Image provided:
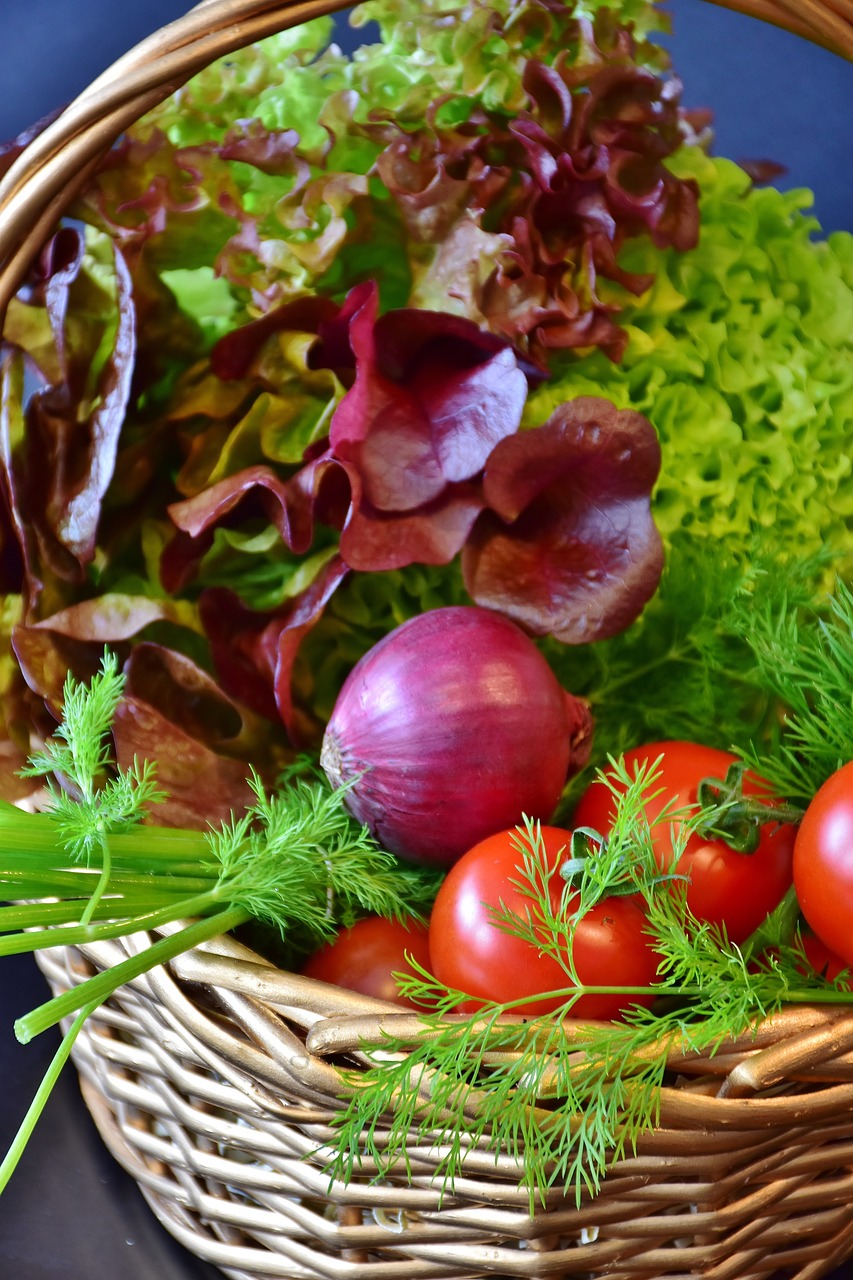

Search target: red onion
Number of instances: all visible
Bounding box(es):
[320,606,593,865]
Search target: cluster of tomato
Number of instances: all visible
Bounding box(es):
[300,743,853,1016]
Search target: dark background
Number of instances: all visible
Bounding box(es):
[1,2,853,1278]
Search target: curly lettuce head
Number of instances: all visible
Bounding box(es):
[524,148,853,570]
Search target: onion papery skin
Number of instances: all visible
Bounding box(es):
[320,606,592,865]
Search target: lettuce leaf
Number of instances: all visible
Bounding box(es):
[522,148,853,573]
[1,3,851,818]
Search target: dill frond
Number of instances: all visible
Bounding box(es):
[735,578,853,802]
[206,772,434,941]
[22,651,127,804]
[547,532,833,807]
[324,749,845,1211]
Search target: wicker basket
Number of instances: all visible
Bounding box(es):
[3,2,853,1278]
[26,925,853,1279]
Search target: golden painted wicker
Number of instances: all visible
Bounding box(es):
[2,2,853,1278]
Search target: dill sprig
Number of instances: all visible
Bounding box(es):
[207,770,432,937]
[733,578,853,803]
[325,756,849,1210]
[20,653,166,926]
[484,760,677,994]
[22,651,127,802]
[0,652,432,1191]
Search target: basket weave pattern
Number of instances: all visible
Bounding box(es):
[3,1,853,1277]
[35,927,853,1280]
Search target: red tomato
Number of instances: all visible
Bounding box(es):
[793,761,853,967]
[300,916,432,1008]
[428,825,659,1020]
[572,741,796,945]
[799,933,851,986]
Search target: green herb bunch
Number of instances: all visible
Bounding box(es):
[0,653,434,1190]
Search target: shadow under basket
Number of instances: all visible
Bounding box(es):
[4,1,853,1278]
[34,926,853,1280]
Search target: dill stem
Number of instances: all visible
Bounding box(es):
[591,644,760,703]
[0,800,208,868]
[14,904,249,1044]
[78,834,111,928]
[0,866,217,897]
[777,987,853,1005]
[0,998,102,1194]
[0,889,226,959]
[0,893,211,931]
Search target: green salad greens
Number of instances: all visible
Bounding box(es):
[528,150,853,561]
[1,0,850,824]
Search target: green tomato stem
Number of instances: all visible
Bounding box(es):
[741,884,803,961]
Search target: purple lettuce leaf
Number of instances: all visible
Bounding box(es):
[198,554,349,746]
[12,239,136,584]
[162,463,319,596]
[167,282,530,584]
[370,38,700,363]
[462,397,664,643]
[211,294,341,382]
[339,472,485,572]
[324,281,528,510]
[113,642,282,827]
[112,694,257,829]
[13,605,289,825]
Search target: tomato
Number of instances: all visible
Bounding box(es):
[300,915,432,1008]
[572,741,796,945]
[792,760,853,967]
[799,933,851,986]
[428,825,659,1020]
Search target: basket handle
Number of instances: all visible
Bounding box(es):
[0,0,353,326]
[706,0,853,56]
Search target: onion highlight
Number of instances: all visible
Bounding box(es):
[320,606,593,865]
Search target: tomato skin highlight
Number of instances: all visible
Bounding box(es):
[300,915,432,1008]
[793,761,853,968]
[428,825,659,1020]
[572,741,796,945]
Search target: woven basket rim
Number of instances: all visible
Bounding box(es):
[33,926,853,1278]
